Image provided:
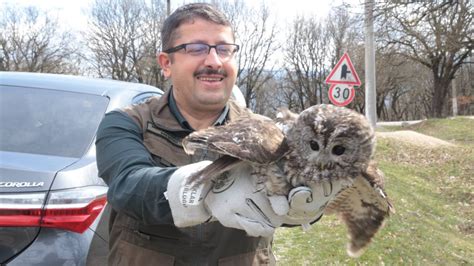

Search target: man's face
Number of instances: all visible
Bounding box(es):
[158,19,237,112]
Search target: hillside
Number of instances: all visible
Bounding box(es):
[273,116,474,265]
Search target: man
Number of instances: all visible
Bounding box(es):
[96,3,335,265]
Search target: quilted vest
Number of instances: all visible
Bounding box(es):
[107,89,275,266]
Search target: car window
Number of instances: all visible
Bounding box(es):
[0,86,109,158]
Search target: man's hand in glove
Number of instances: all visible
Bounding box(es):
[166,160,344,236]
[279,179,345,229]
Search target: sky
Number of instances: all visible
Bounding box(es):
[0,0,363,71]
[0,0,364,31]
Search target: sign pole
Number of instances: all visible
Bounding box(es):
[365,0,377,127]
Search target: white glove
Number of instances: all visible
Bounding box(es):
[280,179,345,229]
[166,161,289,236]
[165,161,214,228]
[288,179,345,218]
[203,164,345,236]
[204,164,288,237]
[166,161,345,236]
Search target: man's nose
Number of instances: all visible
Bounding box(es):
[204,48,223,68]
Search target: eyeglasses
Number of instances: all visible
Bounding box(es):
[163,43,239,60]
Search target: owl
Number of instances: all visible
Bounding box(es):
[182,104,393,257]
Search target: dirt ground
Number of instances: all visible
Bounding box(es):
[376,130,455,148]
[376,116,473,147]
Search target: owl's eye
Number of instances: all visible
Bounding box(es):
[332,145,345,155]
[309,140,319,151]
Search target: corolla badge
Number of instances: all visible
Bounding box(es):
[0,181,45,188]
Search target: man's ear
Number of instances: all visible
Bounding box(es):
[158,52,172,79]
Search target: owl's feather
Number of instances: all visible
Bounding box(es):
[182,104,393,256]
[183,114,288,163]
[324,161,394,257]
[183,114,289,184]
[281,104,375,188]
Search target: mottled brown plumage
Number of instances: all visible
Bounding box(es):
[324,160,394,257]
[182,113,291,193]
[182,104,394,256]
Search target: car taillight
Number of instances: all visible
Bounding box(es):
[0,186,107,234]
[0,192,46,226]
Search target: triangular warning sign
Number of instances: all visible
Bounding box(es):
[325,53,361,86]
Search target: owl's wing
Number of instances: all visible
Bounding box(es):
[182,115,289,184]
[184,155,243,184]
[183,115,288,163]
[324,162,394,257]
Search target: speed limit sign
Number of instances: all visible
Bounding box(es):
[328,84,355,106]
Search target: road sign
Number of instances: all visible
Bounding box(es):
[325,53,361,86]
[328,84,355,106]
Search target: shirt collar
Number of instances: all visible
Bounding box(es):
[168,87,229,131]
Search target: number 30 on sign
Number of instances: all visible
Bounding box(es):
[328,83,355,107]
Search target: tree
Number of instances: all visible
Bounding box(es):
[85,0,167,88]
[376,52,432,120]
[282,4,360,112]
[140,0,167,87]
[380,0,473,117]
[283,16,331,111]
[453,55,474,115]
[212,0,280,111]
[327,4,360,68]
[0,5,80,73]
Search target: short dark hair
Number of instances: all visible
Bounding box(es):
[161,3,234,51]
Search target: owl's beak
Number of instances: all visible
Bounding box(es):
[315,162,335,171]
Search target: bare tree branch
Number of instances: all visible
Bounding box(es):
[0,5,80,73]
[379,0,473,117]
[84,0,167,88]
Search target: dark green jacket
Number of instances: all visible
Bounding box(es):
[95,88,275,266]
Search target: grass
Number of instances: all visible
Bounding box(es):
[273,116,474,265]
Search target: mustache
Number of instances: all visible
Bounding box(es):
[194,68,227,77]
